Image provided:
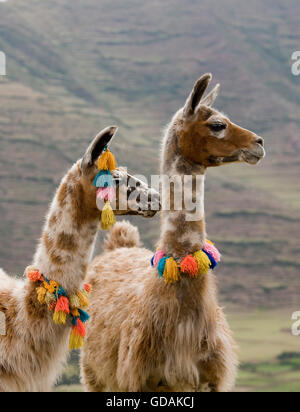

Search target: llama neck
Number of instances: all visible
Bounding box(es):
[159,121,207,258]
[33,162,99,294]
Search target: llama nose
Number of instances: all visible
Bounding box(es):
[256,136,264,147]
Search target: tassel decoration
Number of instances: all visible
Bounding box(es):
[27,270,44,283]
[36,286,47,304]
[69,327,84,350]
[193,250,211,275]
[93,171,114,188]
[180,255,199,277]
[78,309,90,323]
[97,149,116,171]
[97,186,115,202]
[76,290,89,308]
[157,256,168,278]
[28,268,91,350]
[101,201,116,230]
[163,257,179,284]
[70,294,81,309]
[203,241,221,263]
[153,250,165,268]
[45,291,55,306]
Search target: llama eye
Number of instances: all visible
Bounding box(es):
[209,123,227,133]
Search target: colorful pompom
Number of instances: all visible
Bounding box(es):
[97,186,115,202]
[203,240,221,263]
[55,296,70,314]
[163,257,179,284]
[180,255,199,277]
[78,309,90,323]
[84,284,91,294]
[53,311,67,325]
[97,149,116,171]
[153,250,165,268]
[203,250,218,270]
[69,328,84,350]
[93,171,114,188]
[27,270,43,283]
[69,294,81,309]
[76,290,89,308]
[193,250,211,275]
[101,201,116,230]
[36,286,47,304]
[45,291,55,306]
[157,256,168,278]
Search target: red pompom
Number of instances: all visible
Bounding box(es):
[74,319,86,337]
[27,270,43,283]
[180,255,198,277]
[55,296,70,314]
[84,283,91,293]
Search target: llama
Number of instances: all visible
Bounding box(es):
[0,126,159,392]
[81,74,265,392]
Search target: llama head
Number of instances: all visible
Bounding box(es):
[169,73,265,169]
[81,126,160,220]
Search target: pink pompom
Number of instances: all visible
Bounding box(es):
[153,250,165,268]
[97,186,115,202]
[203,241,221,262]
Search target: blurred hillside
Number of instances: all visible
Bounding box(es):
[0,0,299,308]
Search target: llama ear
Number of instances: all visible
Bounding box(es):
[183,73,212,117]
[200,83,220,107]
[81,126,118,174]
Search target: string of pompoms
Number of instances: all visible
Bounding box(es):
[151,240,221,284]
[93,146,117,230]
[26,266,91,350]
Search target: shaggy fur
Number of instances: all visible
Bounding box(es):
[81,74,265,392]
[0,127,158,392]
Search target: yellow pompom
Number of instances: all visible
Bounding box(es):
[97,150,116,171]
[45,291,55,306]
[101,201,116,230]
[69,331,84,350]
[36,286,47,304]
[53,311,67,325]
[193,250,211,275]
[76,290,89,308]
[163,257,180,284]
[69,294,81,309]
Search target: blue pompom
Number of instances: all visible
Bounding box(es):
[203,250,218,270]
[151,255,155,267]
[78,309,90,323]
[94,170,114,188]
[157,256,168,278]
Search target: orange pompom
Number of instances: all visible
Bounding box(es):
[180,255,199,277]
[27,270,43,283]
[74,319,86,337]
[55,296,70,314]
[84,283,91,293]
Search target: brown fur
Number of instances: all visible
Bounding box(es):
[81,75,265,392]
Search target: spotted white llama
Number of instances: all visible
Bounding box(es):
[0,126,159,392]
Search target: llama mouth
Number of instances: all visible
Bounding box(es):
[241,146,265,165]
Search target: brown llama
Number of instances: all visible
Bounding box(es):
[81,74,265,392]
[0,126,159,392]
